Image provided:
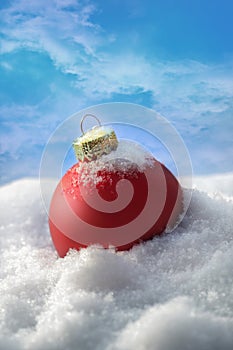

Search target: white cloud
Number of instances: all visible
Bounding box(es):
[0,0,233,179]
[0,61,13,70]
[83,56,233,117]
[0,0,101,69]
[1,0,233,120]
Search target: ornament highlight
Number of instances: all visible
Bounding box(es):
[49,114,183,257]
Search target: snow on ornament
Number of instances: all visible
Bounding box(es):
[49,114,183,257]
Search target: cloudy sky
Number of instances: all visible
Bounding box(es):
[0,0,233,184]
[0,3,233,348]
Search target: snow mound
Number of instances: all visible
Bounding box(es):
[0,174,233,350]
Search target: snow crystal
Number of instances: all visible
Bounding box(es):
[100,139,155,169]
[74,139,155,188]
[0,174,233,350]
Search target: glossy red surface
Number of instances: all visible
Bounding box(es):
[49,159,182,257]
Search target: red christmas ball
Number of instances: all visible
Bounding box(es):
[49,140,183,257]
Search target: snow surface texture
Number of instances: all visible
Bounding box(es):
[0,174,233,350]
[76,140,155,188]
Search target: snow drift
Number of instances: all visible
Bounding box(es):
[0,174,233,350]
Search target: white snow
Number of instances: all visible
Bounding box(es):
[76,140,156,188]
[0,174,233,350]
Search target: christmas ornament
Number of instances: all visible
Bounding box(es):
[49,114,183,257]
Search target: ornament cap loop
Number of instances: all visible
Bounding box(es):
[73,114,118,162]
[80,114,101,135]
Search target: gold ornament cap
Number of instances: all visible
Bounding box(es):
[72,114,118,162]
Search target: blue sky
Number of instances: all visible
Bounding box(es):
[0,0,233,184]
